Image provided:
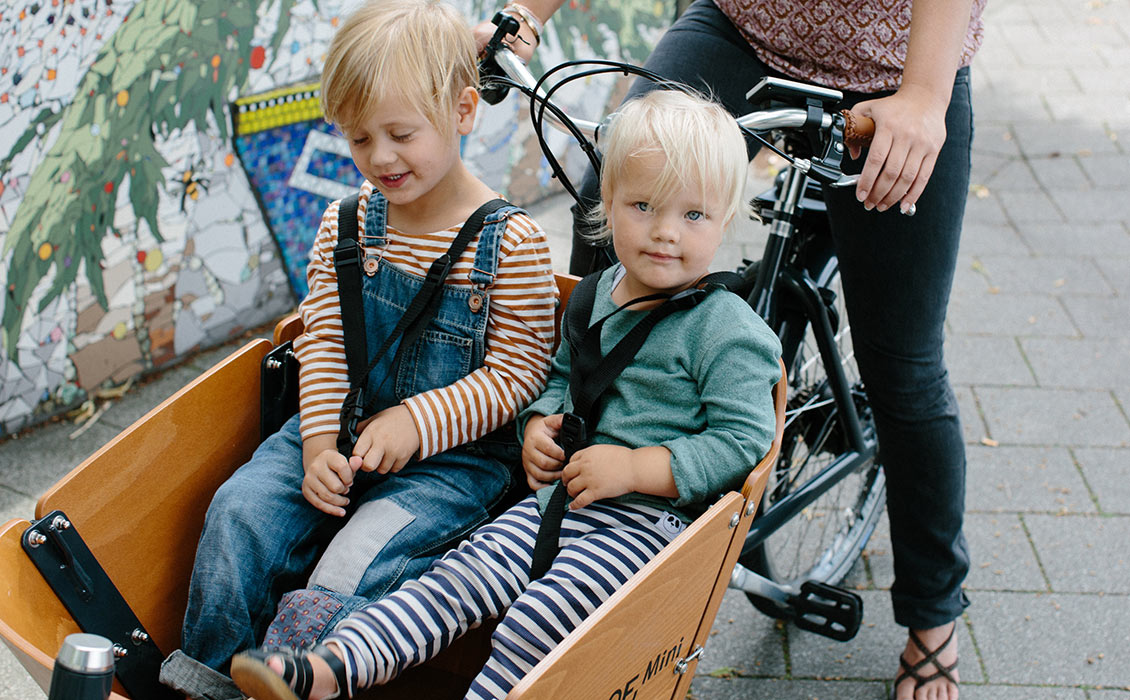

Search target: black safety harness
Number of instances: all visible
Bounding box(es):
[528,269,741,579]
[333,194,509,457]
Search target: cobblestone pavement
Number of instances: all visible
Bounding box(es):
[2,0,1127,697]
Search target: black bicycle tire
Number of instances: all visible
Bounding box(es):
[737,259,885,620]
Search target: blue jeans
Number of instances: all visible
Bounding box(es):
[182,191,521,670]
[570,0,971,629]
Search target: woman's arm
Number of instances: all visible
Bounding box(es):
[850,0,976,213]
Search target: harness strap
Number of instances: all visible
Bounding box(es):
[335,197,509,457]
[529,270,741,580]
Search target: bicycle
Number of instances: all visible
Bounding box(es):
[481,14,889,642]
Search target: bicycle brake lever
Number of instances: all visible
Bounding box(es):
[479,13,522,105]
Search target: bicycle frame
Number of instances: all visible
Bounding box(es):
[738,164,879,558]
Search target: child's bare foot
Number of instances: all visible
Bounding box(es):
[893,622,959,700]
[230,644,346,700]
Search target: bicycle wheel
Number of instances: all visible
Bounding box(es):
[737,260,885,617]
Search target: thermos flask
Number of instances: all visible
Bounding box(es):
[48,633,115,700]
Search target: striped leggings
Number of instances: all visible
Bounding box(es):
[325,494,681,699]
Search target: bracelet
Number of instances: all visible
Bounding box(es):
[502,2,543,44]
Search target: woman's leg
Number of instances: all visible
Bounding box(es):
[823,68,973,699]
[570,0,771,275]
[466,503,675,700]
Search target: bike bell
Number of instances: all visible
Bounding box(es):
[48,633,115,700]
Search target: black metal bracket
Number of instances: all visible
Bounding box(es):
[22,510,180,700]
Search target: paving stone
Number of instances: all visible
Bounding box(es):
[959,222,1031,258]
[1029,156,1092,191]
[1078,154,1130,188]
[945,334,1036,386]
[983,159,1043,191]
[859,511,892,591]
[697,589,787,678]
[959,686,1086,699]
[1024,514,1130,593]
[961,194,1011,227]
[1021,337,1130,391]
[996,190,1067,224]
[1073,447,1130,515]
[1095,257,1130,295]
[789,591,983,683]
[1012,121,1120,158]
[947,292,1077,337]
[968,591,1130,686]
[1016,221,1130,257]
[965,444,1097,514]
[0,419,123,507]
[976,386,1130,447]
[688,677,885,699]
[1090,689,1130,699]
[0,649,45,700]
[963,513,1047,592]
[952,255,995,295]
[1049,188,1130,226]
[974,255,1114,296]
[955,385,989,444]
[972,124,1024,158]
[0,486,35,525]
[1044,94,1130,130]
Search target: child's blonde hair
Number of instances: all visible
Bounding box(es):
[592,89,748,243]
[321,0,478,138]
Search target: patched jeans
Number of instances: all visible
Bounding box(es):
[181,191,521,670]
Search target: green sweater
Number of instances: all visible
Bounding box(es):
[519,265,782,522]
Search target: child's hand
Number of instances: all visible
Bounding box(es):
[521,414,565,490]
[302,449,356,517]
[561,445,637,510]
[353,405,421,474]
[563,444,677,510]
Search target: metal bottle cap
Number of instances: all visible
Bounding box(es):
[55,634,115,674]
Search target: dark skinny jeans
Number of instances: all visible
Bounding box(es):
[569,0,971,629]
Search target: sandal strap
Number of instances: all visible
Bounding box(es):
[310,644,350,699]
[898,626,959,689]
[240,648,315,699]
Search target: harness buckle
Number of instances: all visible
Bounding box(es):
[337,386,366,455]
[558,412,587,461]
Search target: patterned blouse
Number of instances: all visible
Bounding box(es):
[714,0,986,93]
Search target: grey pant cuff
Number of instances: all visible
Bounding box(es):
[160,649,245,700]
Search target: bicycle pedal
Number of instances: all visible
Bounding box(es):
[787,581,862,642]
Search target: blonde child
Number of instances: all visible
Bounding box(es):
[161,1,557,697]
[228,88,781,700]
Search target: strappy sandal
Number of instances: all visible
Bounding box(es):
[230,644,350,700]
[893,625,958,699]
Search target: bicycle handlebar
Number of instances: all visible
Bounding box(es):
[480,15,887,195]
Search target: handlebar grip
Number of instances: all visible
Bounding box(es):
[840,110,875,151]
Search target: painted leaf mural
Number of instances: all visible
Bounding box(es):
[0,0,673,435]
[1,0,309,360]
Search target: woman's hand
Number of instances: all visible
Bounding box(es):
[521,414,566,489]
[473,16,538,63]
[848,83,949,214]
[352,405,421,475]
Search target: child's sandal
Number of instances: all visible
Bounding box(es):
[230,644,349,700]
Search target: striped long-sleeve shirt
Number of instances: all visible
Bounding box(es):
[292,182,558,459]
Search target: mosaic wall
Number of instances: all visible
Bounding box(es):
[0,0,672,436]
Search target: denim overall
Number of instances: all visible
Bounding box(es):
[182,192,522,670]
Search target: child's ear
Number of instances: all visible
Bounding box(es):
[455,86,479,136]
